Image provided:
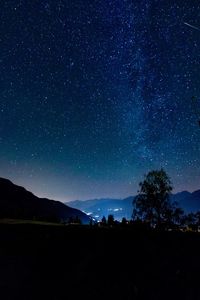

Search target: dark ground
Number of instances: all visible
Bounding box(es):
[0,224,200,300]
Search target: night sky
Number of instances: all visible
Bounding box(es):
[0,0,200,201]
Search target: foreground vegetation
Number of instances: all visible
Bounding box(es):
[0,223,200,300]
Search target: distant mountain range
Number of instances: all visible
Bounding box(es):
[0,178,90,224]
[1,176,199,224]
[67,190,200,221]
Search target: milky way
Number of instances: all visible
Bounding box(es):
[0,0,200,201]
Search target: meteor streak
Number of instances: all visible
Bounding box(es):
[184,22,200,31]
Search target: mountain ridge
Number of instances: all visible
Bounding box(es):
[67,190,200,221]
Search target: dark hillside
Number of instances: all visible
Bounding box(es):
[0,178,90,224]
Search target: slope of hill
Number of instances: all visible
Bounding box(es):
[67,190,200,221]
[0,177,90,224]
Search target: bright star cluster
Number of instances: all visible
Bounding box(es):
[0,0,200,201]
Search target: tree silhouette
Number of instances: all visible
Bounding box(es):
[74,216,82,224]
[196,211,200,226]
[101,216,107,225]
[183,213,197,230]
[163,205,185,227]
[132,169,174,228]
[122,217,127,226]
[172,207,184,225]
[107,214,114,226]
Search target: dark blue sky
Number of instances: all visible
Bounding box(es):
[0,0,200,201]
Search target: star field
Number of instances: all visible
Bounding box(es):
[0,0,200,201]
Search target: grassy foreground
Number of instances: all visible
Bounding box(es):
[0,223,200,300]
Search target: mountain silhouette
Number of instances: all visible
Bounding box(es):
[67,190,200,221]
[172,190,200,212]
[0,177,90,224]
